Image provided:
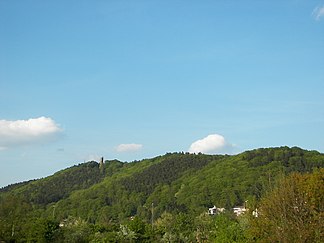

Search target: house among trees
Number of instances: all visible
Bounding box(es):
[233,206,247,216]
[208,205,225,215]
[208,205,252,217]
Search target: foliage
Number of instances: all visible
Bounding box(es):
[121,153,218,195]
[26,218,61,242]
[2,160,124,206]
[0,147,323,242]
[243,146,323,172]
[211,213,247,243]
[249,168,324,242]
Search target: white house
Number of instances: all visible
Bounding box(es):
[208,206,225,215]
[233,207,247,216]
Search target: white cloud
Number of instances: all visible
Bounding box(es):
[116,143,143,153]
[312,5,324,20]
[0,117,62,149]
[188,134,234,154]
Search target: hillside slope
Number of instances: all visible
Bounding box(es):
[0,159,125,205]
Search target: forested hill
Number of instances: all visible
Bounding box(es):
[0,159,124,204]
[0,146,323,242]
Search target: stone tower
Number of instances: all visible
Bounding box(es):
[99,157,104,174]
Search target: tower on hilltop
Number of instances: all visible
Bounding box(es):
[99,157,104,174]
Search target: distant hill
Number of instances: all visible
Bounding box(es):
[0,146,323,241]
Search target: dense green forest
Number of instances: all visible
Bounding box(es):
[0,146,323,242]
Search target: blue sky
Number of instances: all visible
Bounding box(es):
[0,0,324,187]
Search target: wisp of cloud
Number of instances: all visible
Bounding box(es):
[116,143,143,153]
[312,5,324,20]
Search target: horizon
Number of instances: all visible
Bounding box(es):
[1,0,324,187]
